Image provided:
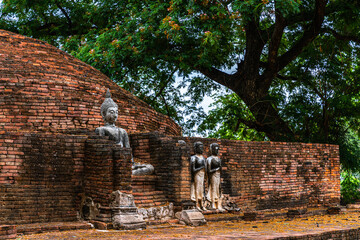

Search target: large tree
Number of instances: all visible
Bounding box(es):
[1,0,359,167]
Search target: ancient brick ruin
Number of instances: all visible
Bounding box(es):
[0,29,340,233]
[0,30,180,135]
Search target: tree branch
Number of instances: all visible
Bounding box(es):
[160,94,172,117]
[277,0,328,71]
[236,117,279,135]
[267,4,286,68]
[261,0,338,44]
[323,27,360,43]
[262,3,287,88]
[197,66,239,90]
[262,5,315,42]
[36,22,61,33]
[283,0,337,27]
[244,17,265,77]
[55,0,72,31]
[276,74,298,81]
[151,68,177,102]
[276,73,326,101]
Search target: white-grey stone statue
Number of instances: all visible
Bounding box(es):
[206,143,224,211]
[95,89,130,148]
[95,89,154,176]
[190,141,207,211]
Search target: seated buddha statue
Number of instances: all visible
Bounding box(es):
[95,89,154,176]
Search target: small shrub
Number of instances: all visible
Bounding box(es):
[341,171,360,205]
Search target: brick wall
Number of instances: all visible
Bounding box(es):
[0,130,340,225]
[0,132,87,225]
[0,29,181,136]
[0,29,183,224]
[84,136,132,206]
[130,133,340,211]
[0,225,16,239]
[0,131,134,225]
[131,133,191,208]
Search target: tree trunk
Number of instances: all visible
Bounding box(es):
[236,83,296,142]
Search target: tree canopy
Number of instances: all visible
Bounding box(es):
[1,0,359,169]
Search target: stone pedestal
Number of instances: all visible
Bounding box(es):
[109,190,146,230]
[347,203,360,209]
[112,207,146,230]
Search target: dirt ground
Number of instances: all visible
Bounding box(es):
[17,211,360,240]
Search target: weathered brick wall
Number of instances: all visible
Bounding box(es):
[84,136,132,206]
[0,29,181,136]
[130,132,340,210]
[131,133,191,208]
[0,131,134,225]
[0,225,16,239]
[0,28,182,224]
[0,132,86,225]
[0,129,340,225]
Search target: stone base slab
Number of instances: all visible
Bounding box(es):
[177,210,206,226]
[112,207,146,230]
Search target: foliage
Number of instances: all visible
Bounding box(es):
[341,171,360,205]
[0,0,359,168]
[339,129,360,171]
[198,92,266,141]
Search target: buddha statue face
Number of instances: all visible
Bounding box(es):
[104,106,118,125]
[194,142,204,154]
[210,143,219,156]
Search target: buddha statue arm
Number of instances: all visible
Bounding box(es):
[194,165,205,172]
[121,129,130,148]
[209,166,220,173]
[208,157,221,173]
[209,167,220,173]
[192,156,205,172]
[190,157,195,183]
[206,157,212,175]
[95,127,105,136]
[190,157,195,173]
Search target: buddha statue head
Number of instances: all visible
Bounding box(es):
[95,89,130,148]
[100,89,118,126]
[210,143,219,156]
[194,141,204,155]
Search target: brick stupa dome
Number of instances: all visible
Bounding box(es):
[0,29,181,135]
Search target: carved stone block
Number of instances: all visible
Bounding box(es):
[138,203,174,222]
[112,207,146,230]
[110,191,146,230]
[110,190,135,208]
[177,209,206,226]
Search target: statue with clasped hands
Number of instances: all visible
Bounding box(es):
[190,141,207,211]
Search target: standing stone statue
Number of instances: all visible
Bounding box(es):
[206,143,224,210]
[190,141,207,211]
[95,89,130,148]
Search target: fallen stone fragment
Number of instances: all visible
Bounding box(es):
[176,210,206,226]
